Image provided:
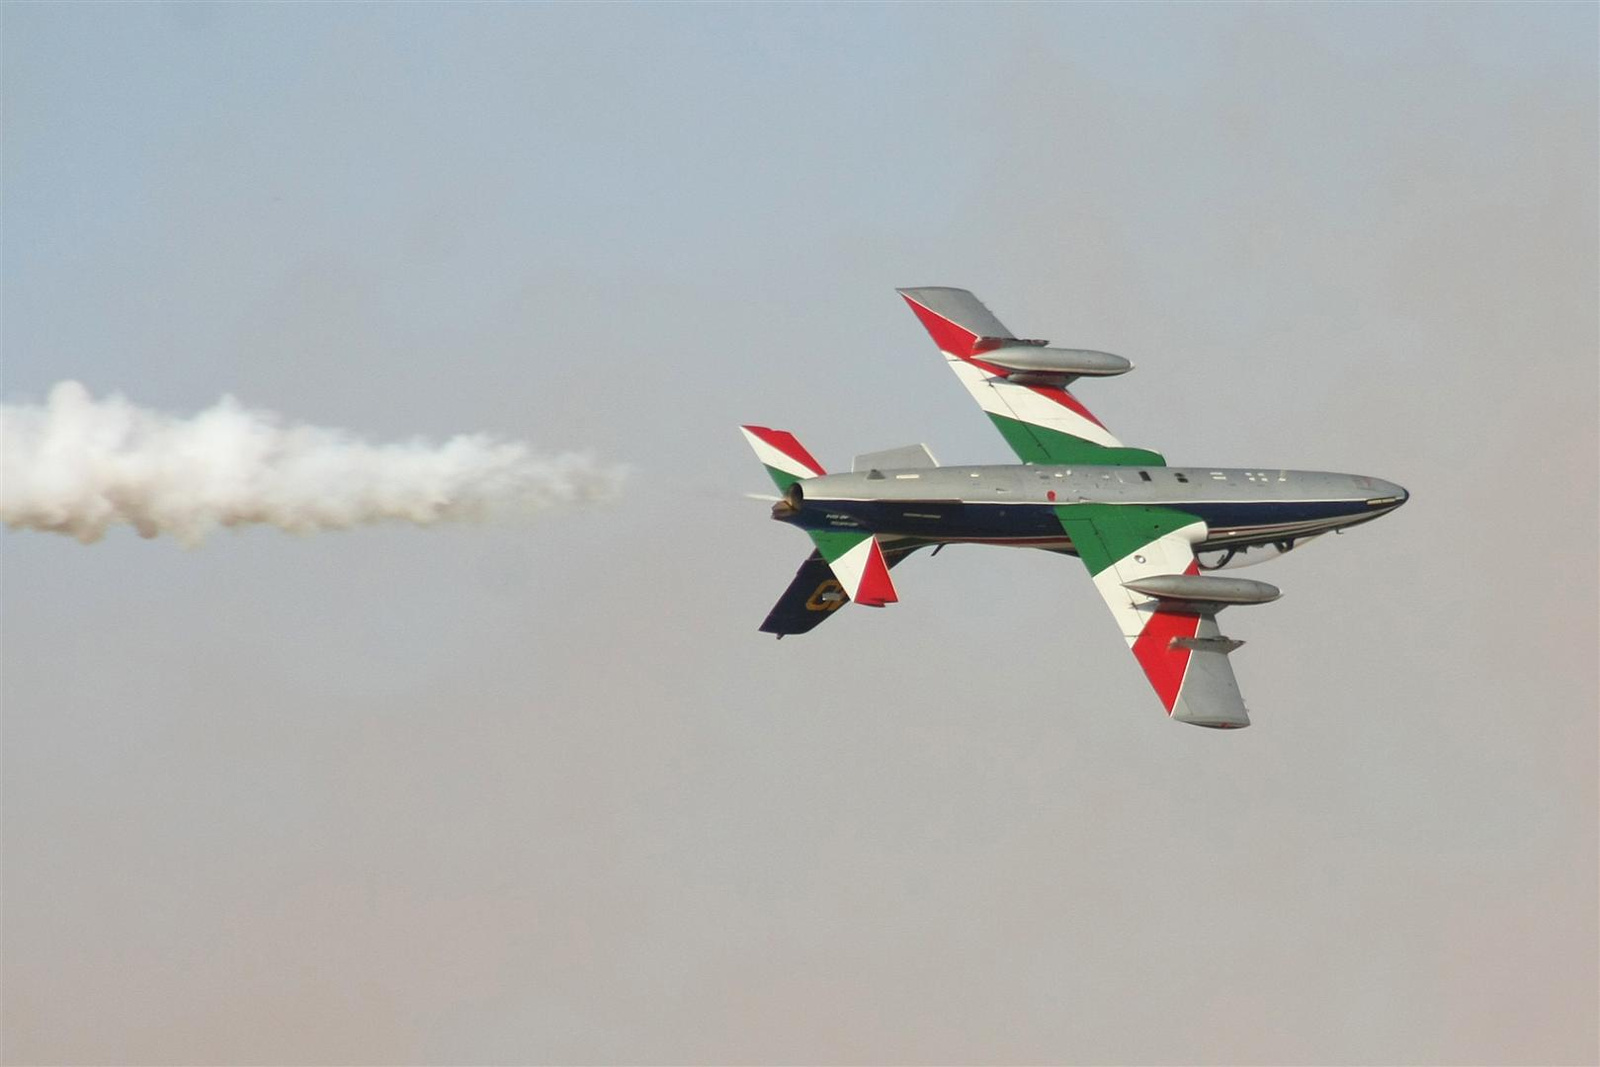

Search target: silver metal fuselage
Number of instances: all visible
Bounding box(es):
[777,464,1409,556]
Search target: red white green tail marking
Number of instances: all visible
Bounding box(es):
[739,426,899,609]
[739,425,825,491]
[809,530,898,607]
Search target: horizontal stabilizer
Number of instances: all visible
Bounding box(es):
[759,545,923,636]
[852,443,939,472]
[815,533,898,607]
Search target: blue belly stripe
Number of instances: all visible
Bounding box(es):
[791,498,1371,543]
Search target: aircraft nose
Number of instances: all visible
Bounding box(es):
[1362,478,1409,511]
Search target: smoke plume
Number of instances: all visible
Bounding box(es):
[1,381,626,545]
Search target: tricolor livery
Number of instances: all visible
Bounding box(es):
[742,288,1407,729]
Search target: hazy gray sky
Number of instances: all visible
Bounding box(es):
[4,4,1595,1064]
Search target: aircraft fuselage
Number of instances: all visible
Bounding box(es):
[776,464,1409,557]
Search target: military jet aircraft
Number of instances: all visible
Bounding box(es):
[741,287,1408,729]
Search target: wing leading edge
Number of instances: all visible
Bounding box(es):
[1055,504,1252,728]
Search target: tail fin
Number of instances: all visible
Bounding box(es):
[740,425,900,622]
[740,425,826,490]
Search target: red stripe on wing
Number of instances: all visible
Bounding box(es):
[1129,561,1203,713]
[1131,610,1202,713]
[1022,384,1109,429]
[900,294,980,358]
[960,357,1110,433]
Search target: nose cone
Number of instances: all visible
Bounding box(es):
[1361,478,1409,512]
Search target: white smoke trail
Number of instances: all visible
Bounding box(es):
[0,381,627,545]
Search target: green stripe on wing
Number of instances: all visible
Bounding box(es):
[988,413,1165,467]
[1055,503,1201,576]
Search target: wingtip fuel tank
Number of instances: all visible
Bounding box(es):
[979,346,1132,378]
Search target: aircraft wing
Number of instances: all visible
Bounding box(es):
[898,287,1163,467]
[759,543,925,637]
[1055,504,1252,728]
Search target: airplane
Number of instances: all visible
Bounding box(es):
[740,287,1409,729]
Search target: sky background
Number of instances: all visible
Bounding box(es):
[3,4,1596,1065]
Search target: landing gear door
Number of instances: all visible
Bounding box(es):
[1198,532,1325,571]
